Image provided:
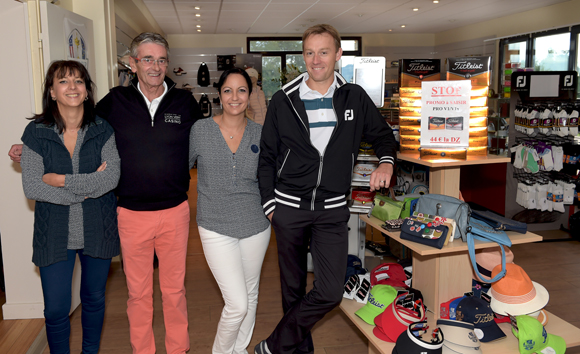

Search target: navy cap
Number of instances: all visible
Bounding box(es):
[456,296,506,343]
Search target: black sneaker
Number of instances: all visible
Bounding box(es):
[254,340,271,354]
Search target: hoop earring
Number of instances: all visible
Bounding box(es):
[52,97,56,101]
[84,96,88,101]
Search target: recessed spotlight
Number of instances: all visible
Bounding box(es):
[389,29,393,32]
[433,0,439,3]
[195,13,201,17]
[413,8,419,11]
[401,25,406,28]
[194,6,200,10]
[197,29,201,32]
[196,25,201,28]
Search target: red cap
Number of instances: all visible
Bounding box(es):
[370,263,408,288]
[440,296,461,319]
[374,295,426,342]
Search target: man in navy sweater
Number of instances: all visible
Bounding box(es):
[10,32,201,354]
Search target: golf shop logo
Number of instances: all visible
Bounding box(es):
[564,75,574,87]
[345,109,354,121]
[516,76,527,88]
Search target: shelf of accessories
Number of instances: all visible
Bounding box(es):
[357,153,523,319]
[359,214,542,257]
[340,298,580,354]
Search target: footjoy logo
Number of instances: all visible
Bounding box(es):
[564,75,573,87]
[516,76,526,88]
[345,109,354,121]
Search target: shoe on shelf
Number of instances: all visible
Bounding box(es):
[182,83,194,90]
[254,340,271,354]
[173,67,187,76]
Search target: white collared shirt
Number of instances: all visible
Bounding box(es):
[299,73,338,155]
[137,81,168,126]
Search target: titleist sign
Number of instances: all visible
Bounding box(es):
[400,59,441,87]
[360,58,381,64]
[447,56,491,86]
[409,63,436,71]
[451,61,484,70]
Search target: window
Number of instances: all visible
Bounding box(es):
[248,37,362,100]
[533,31,570,71]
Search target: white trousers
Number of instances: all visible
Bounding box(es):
[198,226,271,354]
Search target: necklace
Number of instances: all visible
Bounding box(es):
[219,116,246,139]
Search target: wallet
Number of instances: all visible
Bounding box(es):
[399,217,449,249]
[382,218,404,231]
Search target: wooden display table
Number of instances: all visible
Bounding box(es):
[360,214,543,318]
[340,298,580,354]
[340,153,580,353]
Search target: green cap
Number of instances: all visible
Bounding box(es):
[512,315,566,354]
[355,285,397,325]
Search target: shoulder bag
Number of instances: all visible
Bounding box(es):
[471,209,527,234]
[467,218,512,283]
[415,194,470,241]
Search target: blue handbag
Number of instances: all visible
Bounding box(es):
[471,209,527,234]
[467,218,512,283]
[415,194,470,241]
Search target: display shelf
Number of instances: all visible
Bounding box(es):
[396,153,511,198]
[359,214,542,257]
[340,298,580,354]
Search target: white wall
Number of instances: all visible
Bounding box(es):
[0,0,44,319]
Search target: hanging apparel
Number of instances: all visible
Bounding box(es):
[197,62,210,87]
[199,94,212,118]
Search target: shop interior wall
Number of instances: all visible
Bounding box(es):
[166,47,243,116]
[0,0,44,320]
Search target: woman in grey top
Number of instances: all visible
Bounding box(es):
[20,60,120,354]
[189,67,270,354]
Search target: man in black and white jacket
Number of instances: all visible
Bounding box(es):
[255,24,397,354]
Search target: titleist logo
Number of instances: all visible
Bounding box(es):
[409,63,435,71]
[452,61,484,70]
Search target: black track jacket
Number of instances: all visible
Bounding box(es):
[258,72,397,216]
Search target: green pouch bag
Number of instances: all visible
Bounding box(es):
[371,194,404,221]
[399,196,420,219]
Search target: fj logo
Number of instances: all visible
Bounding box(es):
[516,76,526,88]
[345,109,354,121]
[564,75,573,87]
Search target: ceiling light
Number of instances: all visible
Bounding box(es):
[389,29,392,31]
[413,8,419,11]
[401,25,406,28]
[196,25,201,28]
[195,14,201,17]
[197,29,201,32]
[433,0,439,3]
[194,6,200,10]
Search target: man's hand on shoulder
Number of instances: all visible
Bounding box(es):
[8,144,23,163]
[369,163,394,192]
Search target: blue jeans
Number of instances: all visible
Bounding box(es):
[39,249,112,354]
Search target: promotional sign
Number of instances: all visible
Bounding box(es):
[421,81,471,149]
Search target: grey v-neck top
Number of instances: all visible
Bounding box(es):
[189,117,269,238]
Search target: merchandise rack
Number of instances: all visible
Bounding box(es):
[340,152,580,353]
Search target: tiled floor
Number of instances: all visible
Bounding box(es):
[2,169,579,353]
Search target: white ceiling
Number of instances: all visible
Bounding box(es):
[142,0,568,35]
